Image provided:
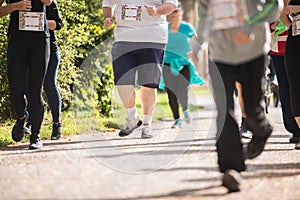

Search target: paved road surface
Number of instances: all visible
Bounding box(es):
[1,94,300,200]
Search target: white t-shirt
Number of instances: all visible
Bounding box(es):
[103,0,178,44]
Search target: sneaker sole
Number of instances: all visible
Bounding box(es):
[29,144,43,150]
[29,146,43,150]
[51,136,61,140]
[241,133,252,139]
[141,134,152,139]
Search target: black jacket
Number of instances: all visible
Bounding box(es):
[46,0,63,51]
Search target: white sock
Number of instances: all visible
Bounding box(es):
[126,106,138,119]
[143,115,152,125]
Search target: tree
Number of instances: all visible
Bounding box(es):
[181,0,199,28]
[0,0,114,121]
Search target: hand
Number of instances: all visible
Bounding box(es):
[284,5,300,15]
[15,0,32,11]
[144,5,158,16]
[186,51,192,57]
[232,31,252,44]
[270,21,279,29]
[188,51,199,65]
[104,18,113,28]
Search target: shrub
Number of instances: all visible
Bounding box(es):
[0,0,114,121]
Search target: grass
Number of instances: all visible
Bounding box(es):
[0,86,209,147]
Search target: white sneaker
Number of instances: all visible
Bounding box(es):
[242,132,252,139]
[119,117,142,137]
[141,124,152,139]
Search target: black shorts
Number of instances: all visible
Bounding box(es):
[111,42,165,88]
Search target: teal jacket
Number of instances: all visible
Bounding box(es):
[160,21,205,90]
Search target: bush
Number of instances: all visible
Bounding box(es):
[0,0,114,122]
[0,15,13,120]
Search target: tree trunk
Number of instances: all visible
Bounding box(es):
[180,0,198,28]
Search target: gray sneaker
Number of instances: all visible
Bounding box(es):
[119,117,142,137]
[183,110,192,124]
[141,125,152,139]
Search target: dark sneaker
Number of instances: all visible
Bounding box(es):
[119,118,143,137]
[295,142,300,150]
[24,122,32,135]
[12,112,29,142]
[289,136,300,144]
[29,135,43,150]
[51,123,62,140]
[222,170,242,193]
[246,123,273,159]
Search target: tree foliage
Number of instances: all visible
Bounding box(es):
[0,0,114,121]
[0,15,12,119]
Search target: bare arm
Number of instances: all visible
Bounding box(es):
[41,0,52,6]
[280,0,292,27]
[103,7,114,28]
[145,3,176,16]
[48,19,56,30]
[103,6,113,19]
[188,35,198,64]
[0,0,31,17]
[156,3,176,15]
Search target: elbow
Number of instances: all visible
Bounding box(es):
[55,19,63,30]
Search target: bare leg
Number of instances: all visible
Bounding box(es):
[117,85,143,137]
[236,82,246,118]
[295,117,300,149]
[295,116,300,129]
[139,86,156,138]
[117,85,135,108]
[140,86,157,116]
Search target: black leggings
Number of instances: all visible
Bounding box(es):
[285,31,300,116]
[163,65,190,120]
[7,37,50,134]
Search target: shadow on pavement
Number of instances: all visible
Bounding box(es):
[100,185,226,200]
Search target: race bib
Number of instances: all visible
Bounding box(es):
[19,12,44,31]
[121,4,142,21]
[211,0,247,30]
[292,15,300,36]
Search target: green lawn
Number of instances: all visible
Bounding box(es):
[0,86,209,147]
